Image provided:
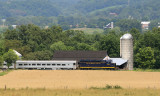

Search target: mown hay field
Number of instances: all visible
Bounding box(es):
[0,70,160,89]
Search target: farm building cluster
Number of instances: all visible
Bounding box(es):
[3,33,133,70]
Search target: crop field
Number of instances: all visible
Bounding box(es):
[0,70,160,89]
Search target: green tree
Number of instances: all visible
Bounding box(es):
[17,45,32,56]
[99,34,120,57]
[135,47,156,69]
[24,50,52,60]
[154,49,160,69]
[3,49,18,68]
[50,41,67,51]
[0,45,5,56]
[4,40,23,51]
[75,43,96,50]
[116,19,141,32]
[129,28,141,41]
[0,56,4,67]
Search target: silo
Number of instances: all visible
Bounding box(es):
[120,33,133,70]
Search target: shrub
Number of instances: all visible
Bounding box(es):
[113,85,122,89]
[105,85,112,89]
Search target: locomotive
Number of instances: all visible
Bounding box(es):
[78,59,116,70]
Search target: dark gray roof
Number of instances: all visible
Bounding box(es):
[53,51,107,61]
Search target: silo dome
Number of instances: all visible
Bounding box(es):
[121,33,133,40]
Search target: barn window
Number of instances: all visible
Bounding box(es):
[47,64,51,66]
[42,64,46,66]
[52,64,55,66]
[73,63,76,65]
[57,64,61,66]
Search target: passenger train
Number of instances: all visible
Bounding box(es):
[2,59,116,70]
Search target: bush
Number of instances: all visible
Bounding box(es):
[90,84,122,90]
[105,85,112,89]
[113,85,122,89]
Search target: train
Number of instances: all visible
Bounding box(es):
[2,59,116,70]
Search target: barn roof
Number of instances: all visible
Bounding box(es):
[52,51,107,61]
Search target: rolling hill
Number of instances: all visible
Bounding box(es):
[0,0,60,17]
[0,0,160,20]
[0,0,160,27]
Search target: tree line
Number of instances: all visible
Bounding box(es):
[0,24,160,69]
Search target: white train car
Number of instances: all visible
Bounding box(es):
[16,60,77,70]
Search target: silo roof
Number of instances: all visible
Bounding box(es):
[120,33,133,40]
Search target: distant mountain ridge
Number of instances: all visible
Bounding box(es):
[0,0,60,17]
[0,0,160,20]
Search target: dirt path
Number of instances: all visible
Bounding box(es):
[0,70,160,89]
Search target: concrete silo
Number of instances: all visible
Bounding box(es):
[120,33,133,70]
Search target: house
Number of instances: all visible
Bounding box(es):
[141,21,150,30]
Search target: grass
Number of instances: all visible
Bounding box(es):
[0,69,12,76]
[72,28,104,34]
[0,88,160,96]
[134,68,160,72]
[90,84,122,90]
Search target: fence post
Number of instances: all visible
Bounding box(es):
[5,85,6,90]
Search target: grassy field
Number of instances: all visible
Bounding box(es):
[0,70,12,76]
[134,68,160,72]
[0,88,160,96]
[72,28,104,34]
[0,70,160,89]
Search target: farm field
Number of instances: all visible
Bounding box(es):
[0,70,160,89]
[72,28,104,34]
